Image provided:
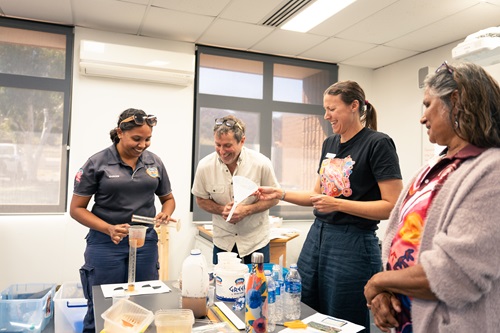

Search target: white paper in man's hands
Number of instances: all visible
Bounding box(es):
[226,176,258,221]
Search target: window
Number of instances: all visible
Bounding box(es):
[192,46,338,220]
[0,18,73,214]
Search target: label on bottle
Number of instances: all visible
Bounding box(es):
[268,288,275,304]
[285,281,302,293]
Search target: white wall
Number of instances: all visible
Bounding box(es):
[3,27,498,290]
[0,27,197,290]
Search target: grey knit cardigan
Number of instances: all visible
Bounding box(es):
[382,147,500,333]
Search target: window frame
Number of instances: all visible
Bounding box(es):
[192,45,338,221]
[0,17,74,214]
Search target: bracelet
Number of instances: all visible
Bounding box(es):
[280,190,286,201]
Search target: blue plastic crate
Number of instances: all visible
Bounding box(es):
[0,283,56,333]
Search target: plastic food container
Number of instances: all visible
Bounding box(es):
[155,309,194,333]
[101,299,154,333]
[0,283,56,333]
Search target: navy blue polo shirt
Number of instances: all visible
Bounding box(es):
[73,144,172,225]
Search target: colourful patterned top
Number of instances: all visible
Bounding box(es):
[387,146,479,333]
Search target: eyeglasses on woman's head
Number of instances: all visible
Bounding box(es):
[119,114,157,127]
[435,61,454,74]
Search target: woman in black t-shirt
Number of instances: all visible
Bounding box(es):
[258,81,403,332]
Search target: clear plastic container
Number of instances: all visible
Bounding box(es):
[101,299,154,333]
[155,309,194,333]
[0,283,56,333]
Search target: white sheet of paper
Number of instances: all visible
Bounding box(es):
[279,312,365,333]
[227,176,258,221]
[269,227,300,240]
[100,280,171,298]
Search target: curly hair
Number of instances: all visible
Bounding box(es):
[424,62,500,148]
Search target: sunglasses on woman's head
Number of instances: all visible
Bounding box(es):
[215,118,242,131]
[119,114,157,127]
[435,61,454,74]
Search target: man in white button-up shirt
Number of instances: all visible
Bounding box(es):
[191,115,280,264]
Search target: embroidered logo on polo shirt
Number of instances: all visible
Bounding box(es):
[146,167,159,178]
[75,168,83,183]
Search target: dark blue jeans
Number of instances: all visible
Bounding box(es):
[212,243,270,265]
[298,219,381,333]
[80,228,159,333]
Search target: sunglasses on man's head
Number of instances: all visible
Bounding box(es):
[120,114,157,127]
[215,118,242,131]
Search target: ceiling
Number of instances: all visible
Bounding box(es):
[1,0,500,69]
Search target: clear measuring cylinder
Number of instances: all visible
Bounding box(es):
[127,225,147,292]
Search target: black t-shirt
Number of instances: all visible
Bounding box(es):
[315,128,402,230]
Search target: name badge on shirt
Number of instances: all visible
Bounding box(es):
[146,167,159,178]
[326,153,336,159]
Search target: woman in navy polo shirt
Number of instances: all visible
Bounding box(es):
[70,108,176,333]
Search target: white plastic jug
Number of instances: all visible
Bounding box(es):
[181,249,209,318]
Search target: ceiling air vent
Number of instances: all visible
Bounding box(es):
[261,0,313,27]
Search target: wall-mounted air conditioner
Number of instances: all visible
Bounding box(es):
[452,26,500,66]
[79,40,194,86]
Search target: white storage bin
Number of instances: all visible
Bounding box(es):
[54,282,87,333]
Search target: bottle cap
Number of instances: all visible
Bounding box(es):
[251,252,264,264]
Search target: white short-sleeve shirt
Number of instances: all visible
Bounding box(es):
[191,147,279,257]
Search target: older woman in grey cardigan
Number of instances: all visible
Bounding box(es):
[364,61,500,333]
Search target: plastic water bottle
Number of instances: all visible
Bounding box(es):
[271,264,283,323]
[245,253,268,333]
[284,263,301,320]
[265,270,276,332]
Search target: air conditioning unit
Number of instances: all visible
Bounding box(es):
[79,40,194,86]
[452,26,500,66]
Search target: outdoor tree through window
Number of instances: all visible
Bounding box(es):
[0,18,73,213]
[193,46,338,221]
